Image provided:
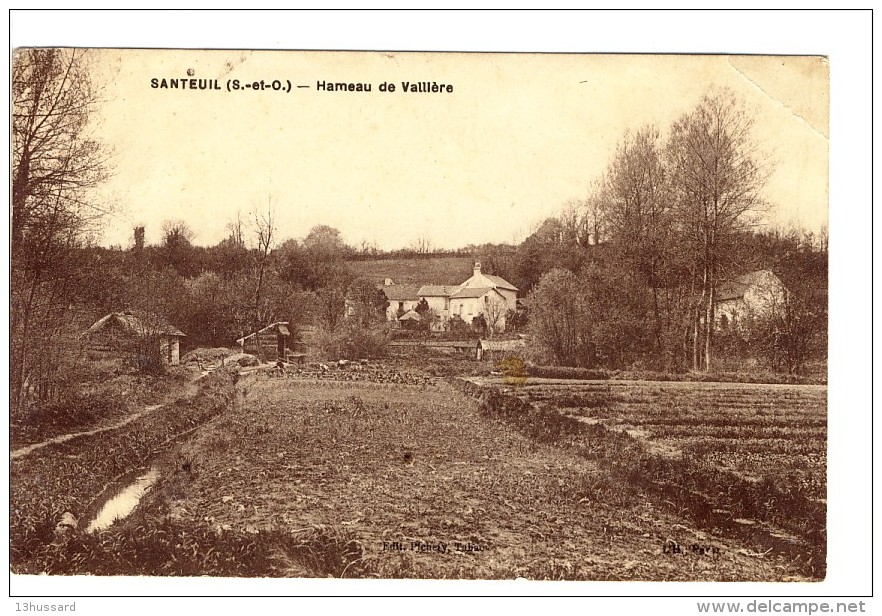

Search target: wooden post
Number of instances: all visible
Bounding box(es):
[277,330,285,362]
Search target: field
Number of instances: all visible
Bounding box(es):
[10,363,826,581]
[470,376,826,576]
[346,256,475,285]
[144,370,819,580]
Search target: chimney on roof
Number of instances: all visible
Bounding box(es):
[474,261,481,275]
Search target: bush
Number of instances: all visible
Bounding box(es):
[317,324,389,360]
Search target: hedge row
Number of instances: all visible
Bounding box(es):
[525,364,826,385]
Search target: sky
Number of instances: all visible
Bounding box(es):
[80,50,828,250]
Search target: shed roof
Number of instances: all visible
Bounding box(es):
[480,339,526,351]
[236,321,291,345]
[87,311,186,338]
[398,309,422,321]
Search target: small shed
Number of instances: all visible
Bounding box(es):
[397,309,423,331]
[87,310,186,366]
[236,322,291,363]
[478,338,526,361]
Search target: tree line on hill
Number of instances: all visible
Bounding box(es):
[11,49,826,409]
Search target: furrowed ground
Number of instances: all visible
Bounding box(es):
[161,373,819,580]
[470,376,827,578]
[498,378,827,502]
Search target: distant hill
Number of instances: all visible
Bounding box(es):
[346,256,476,286]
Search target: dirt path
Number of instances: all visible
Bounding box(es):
[10,403,165,460]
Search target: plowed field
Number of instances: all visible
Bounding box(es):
[163,375,820,580]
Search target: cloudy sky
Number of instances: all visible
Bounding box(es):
[81,49,828,250]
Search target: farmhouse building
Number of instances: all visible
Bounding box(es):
[456,262,518,314]
[380,283,422,321]
[86,310,186,366]
[714,270,787,329]
[448,286,509,332]
[378,262,518,333]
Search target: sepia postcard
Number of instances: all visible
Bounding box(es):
[10,45,835,598]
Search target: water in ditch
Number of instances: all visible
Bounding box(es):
[84,468,160,533]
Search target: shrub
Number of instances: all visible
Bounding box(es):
[317,323,390,360]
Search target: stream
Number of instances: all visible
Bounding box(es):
[84,468,160,533]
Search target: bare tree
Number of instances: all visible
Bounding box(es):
[12,49,110,251]
[251,199,276,325]
[599,125,677,360]
[357,239,379,256]
[412,235,433,254]
[483,293,508,338]
[583,183,608,245]
[667,89,769,371]
[558,199,589,247]
[226,210,246,249]
[11,49,111,405]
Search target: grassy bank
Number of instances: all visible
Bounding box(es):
[10,370,194,449]
[10,369,238,573]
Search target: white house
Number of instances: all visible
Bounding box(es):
[448,286,509,332]
[456,262,518,314]
[715,269,787,329]
[380,262,519,333]
[416,285,456,320]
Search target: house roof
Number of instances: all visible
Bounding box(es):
[483,274,518,292]
[716,270,780,302]
[450,286,501,299]
[398,309,422,321]
[236,321,290,345]
[88,311,186,338]
[382,284,422,302]
[418,285,456,297]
